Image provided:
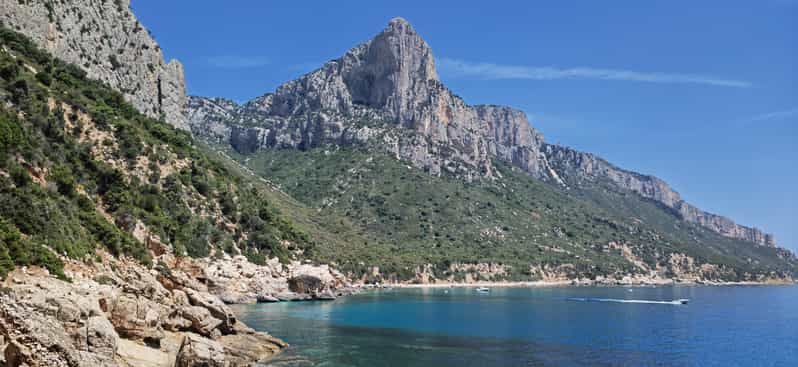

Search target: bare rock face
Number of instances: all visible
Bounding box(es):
[0,0,189,130]
[188,18,549,181]
[187,97,237,144]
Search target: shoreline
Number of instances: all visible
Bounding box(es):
[377,279,797,289]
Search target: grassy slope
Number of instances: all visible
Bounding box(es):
[228,146,797,281]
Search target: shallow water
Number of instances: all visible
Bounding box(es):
[231,285,798,366]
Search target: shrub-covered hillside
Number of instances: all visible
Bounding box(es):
[0,26,316,278]
[229,146,798,282]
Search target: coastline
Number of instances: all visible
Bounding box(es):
[381,279,797,289]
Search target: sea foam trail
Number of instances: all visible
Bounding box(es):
[567,298,688,305]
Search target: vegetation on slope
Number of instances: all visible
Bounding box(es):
[230,146,798,282]
[0,26,313,278]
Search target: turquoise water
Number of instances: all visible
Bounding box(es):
[231,286,798,366]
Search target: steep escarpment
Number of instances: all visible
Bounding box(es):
[188,17,779,248]
[1,0,188,130]
[190,18,549,181]
[543,144,776,247]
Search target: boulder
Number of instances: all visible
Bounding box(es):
[107,294,164,346]
[218,332,287,365]
[184,289,235,334]
[288,275,323,294]
[85,316,118,356]
[116,338,174,367]
[315,289,337,301]
[175,334,227,367]
[218,290,257,305]
[179,306,223,337]
[256,295,279,303]
[172,289,190,306]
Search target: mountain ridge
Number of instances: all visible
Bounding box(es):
[187,17,777,248]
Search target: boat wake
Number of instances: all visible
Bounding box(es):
[567,298,689,305]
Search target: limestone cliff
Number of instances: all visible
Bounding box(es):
[187,17,777,248]
[1,0,189,130]
[190,18,549,180]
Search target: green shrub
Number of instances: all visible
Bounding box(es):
[51,165,76,197]
[0,219,65,279]
[35,71,52,86]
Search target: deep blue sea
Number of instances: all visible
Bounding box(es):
[231,286,798,367]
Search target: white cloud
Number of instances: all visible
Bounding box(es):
[207,56,270,69]
[438,58,752,88]
[747,108,798,123]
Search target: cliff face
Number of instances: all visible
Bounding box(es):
[187,17,777,248]
[543,144,776,247]
[0,0,189,130]
[191,18,549,180]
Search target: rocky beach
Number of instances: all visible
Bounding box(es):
[0,246,354,367]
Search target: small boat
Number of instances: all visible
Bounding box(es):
[567,297,690,305]
[476,287,490,293]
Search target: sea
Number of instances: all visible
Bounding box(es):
[230,285,798,367]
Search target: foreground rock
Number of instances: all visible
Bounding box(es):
[0,253,287,367]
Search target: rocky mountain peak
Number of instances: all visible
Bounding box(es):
[187,18,777,248]
[376,16,438,81]
[340,17,439,122]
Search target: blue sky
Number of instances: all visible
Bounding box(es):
[133,1,797,250]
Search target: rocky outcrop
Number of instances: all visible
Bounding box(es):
[189,18,549,181]
[186,97,236,144]
[0,0,189,130]
[193,255,353,304]
[543,144,776,247]
[0,252,287,367]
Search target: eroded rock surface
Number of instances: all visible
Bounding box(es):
[0,253,287,367]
